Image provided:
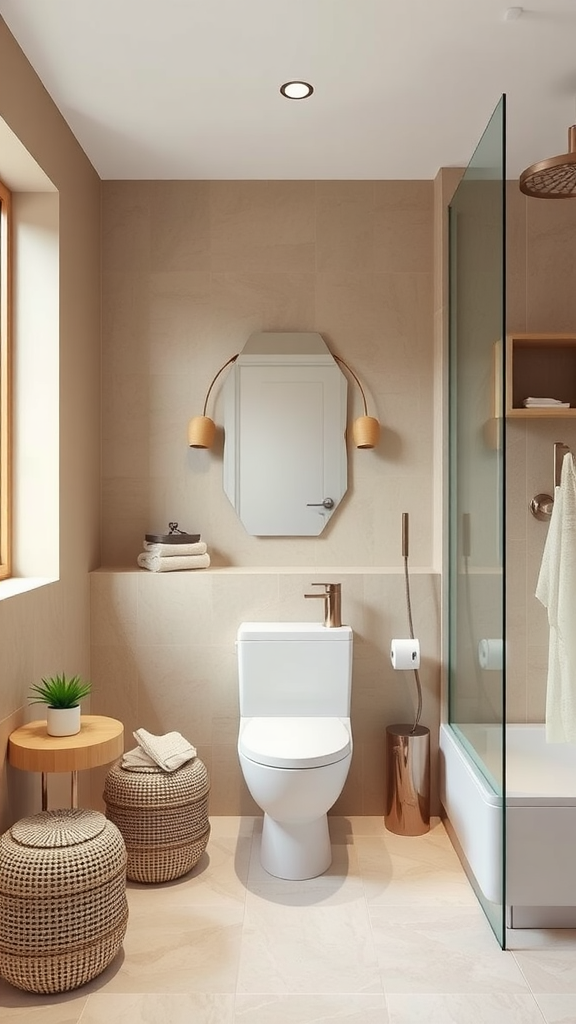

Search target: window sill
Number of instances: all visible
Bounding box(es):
[0,576,58,600]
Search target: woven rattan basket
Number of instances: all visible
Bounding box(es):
[0,808,128,994]
[104,757,210,883]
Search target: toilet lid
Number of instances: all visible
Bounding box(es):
[239,717,351,769]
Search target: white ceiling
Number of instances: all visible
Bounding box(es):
[1,0,576,181]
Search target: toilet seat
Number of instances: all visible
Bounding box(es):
[239,717,351,769]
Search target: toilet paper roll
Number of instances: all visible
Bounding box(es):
[478,638,504,671]
[390,638,421,670]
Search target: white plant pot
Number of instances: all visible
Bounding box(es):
[46,705,81,737]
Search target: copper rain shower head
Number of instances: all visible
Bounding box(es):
[519,125,576,198]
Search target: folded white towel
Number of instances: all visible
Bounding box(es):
[132,728,197,772]
[536,452,576,742]
[523,397,570,407]
[143,540,207,557]
[137,552,210,572]
[121,745,160,771]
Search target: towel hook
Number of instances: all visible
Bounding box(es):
[530,441,571,521]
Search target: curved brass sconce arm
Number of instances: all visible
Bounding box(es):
[188,344,380,450]
[188,353,239,448]
[201,353,239,417]
[332,354,368,416]
[332,353,380,449]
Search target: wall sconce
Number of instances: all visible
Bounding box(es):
[188,346,380,450]
[188,353,239,448]
[333,355,381,449]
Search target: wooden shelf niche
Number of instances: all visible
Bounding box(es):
[505,333,576,418]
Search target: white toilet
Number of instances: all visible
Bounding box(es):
[237,621,353,880]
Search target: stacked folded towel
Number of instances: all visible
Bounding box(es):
[137,539,211,572]
[523,397,570,408]
[122,728,197,772]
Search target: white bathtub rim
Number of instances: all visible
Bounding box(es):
[440,723,502,808]
[446,721,576,805]
[440,721,576,912]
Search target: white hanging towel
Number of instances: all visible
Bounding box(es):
[536,451,576,742]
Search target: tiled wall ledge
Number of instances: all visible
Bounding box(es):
[94,566,438,575]
[90,567,441,815]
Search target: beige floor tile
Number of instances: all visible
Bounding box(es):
[332,816,443,842]
[0,985,87,1022]
[237,891,382,994]
[6,816,576,1022]
[386,993,547,1023]
[379,820,455,855]
[126,836,251,908]
[512,949,576,993]
[370,905,532,993]
[532,993,576,1023]
[247,834,363,896]
[356,832,477,906]
[80,993,235,1023]
[208,816,257,839]
[328,815,389,840]
[234,993,389,1023]
[245,873,365,909]
[85,905,244,994]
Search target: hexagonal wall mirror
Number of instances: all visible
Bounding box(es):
[222,332,348,536]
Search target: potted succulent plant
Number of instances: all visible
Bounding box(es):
[28,673,92,736]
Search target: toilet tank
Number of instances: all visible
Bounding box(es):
[237,622,353,717]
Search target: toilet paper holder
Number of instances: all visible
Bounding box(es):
[390,638,421,670]
[478,638,504,671]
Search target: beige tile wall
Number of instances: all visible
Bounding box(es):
[0,21,101,830]
[96,179,441,816]
[506,187,576,721]
[90,568,441,815]
[1,0,572,833]
[101,180,436,570]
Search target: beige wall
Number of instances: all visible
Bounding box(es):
[101,180,436,570]
[90,568,441,816]
[506,186,576,721]
[0,19,101,829]
[3,8,571,825]
[94,179,441,815]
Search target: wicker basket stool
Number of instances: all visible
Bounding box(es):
[103,757,210,883]
[0,808,128,994]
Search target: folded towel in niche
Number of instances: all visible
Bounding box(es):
[137,552,210,572]
[143,540,207,557]
[523,397,570,407]
[132,728,197,771]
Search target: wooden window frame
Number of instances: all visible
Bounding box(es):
[0,180,11,580]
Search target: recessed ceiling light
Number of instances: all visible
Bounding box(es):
[280,81,314,100]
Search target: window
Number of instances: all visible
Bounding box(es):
[0,180,11,580]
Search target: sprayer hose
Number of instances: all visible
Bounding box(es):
[403,554,423,732]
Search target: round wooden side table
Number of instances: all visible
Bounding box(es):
[8,715,124,810]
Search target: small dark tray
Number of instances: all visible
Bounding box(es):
[145,533,200,544]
